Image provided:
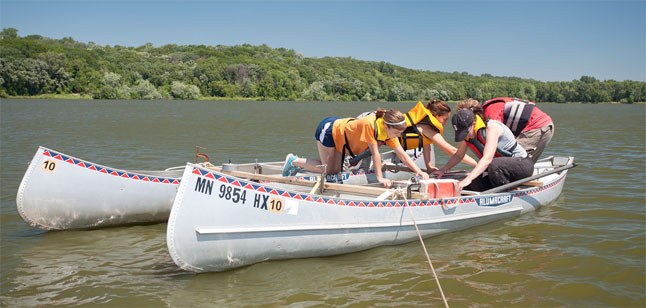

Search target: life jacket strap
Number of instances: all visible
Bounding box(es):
[401,113,424,151]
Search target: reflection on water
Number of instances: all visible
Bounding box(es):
[2,224,178,307]
[1,100,644,307]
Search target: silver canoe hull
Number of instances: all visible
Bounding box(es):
[16,147,183,230]
[166,157,572,272]
[16,147,427,230]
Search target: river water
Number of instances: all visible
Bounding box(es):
[1,99,644,307]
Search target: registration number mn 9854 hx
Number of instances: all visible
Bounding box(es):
[194,177,285,213]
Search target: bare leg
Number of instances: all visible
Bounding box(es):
[320,143,343,174]
[292,142,342,174]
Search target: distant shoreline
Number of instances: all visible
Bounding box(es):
[3,32,644,104]
[3,94,643,104]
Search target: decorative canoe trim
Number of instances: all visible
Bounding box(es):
[191,166,566,209]
[41,148,424,188]
[42,149,181,185]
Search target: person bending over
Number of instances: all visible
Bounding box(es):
[457,97,554,163]
[283,109,429,188]
[432,108,533,192]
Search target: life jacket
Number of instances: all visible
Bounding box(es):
[399,101,444,151]
[482,97,535,137]
[465,115,516,158]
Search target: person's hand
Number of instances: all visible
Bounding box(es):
[458,177,472,190]
[379,177,392,188]
[417,171,430,180]
[426,166,439,172]
[431,169,445,179]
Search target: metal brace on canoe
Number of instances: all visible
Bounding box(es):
[195,146,209,164]
[309,164,328,194]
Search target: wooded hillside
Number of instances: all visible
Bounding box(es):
[1,28,644,103]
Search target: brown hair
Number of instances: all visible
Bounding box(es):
[456,98,488,124]
[425,99,451,117]
[375,108,407,131]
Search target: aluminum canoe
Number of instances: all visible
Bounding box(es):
[166,156,573,272]
[16,146,184,230]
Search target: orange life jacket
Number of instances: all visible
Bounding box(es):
[399,102,444,150]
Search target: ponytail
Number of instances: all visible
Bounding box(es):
[375,108,386,119]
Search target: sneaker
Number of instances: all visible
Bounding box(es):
[282,153,298,177]
[290,167,303,177]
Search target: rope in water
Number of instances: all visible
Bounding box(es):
[399,188,449,308]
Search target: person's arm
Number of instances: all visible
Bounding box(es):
[425,128,478,167]
[393,145,429,180]
[369,143,392,188]
[458,124,502,189]
[432,141,468,178]
[422,144,435,171]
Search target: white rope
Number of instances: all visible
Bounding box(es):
[398,188,450,308]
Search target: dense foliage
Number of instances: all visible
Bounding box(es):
[1,28,644,103]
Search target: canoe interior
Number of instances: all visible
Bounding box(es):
[204,155,569,201]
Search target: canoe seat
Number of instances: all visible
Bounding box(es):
[520,180,543,187]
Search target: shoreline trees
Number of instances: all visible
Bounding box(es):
[1,28,644,103]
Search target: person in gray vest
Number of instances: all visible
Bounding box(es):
[432,109,534,191]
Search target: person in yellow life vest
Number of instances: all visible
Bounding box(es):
[400,100,477,171]
[432,108,534,191]
[283,109,429,188]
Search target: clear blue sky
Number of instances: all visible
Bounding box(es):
[2,0,644,82]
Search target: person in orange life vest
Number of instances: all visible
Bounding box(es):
[432,108,534,192]
[399,99,477,171]
[457,97,554,163]
[283,109,429,188]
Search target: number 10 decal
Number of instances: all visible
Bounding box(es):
[268,197,284,213]
[42,160,57,172]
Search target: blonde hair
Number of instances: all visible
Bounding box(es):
[456,98,479,111]
[456,98,488,123]
[375,108,407,131]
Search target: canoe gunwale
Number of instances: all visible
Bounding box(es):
[183,158,570,210]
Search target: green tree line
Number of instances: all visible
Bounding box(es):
[1,28,644,103]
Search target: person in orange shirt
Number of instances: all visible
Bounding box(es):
[283,109,429,188]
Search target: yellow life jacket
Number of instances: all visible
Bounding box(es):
[465,114,486,143]
[374,117,389,142]
[399,101,445,150]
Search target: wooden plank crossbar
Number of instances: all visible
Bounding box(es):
[205,165,420,198]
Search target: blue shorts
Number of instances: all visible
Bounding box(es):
[315,117,340,148]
